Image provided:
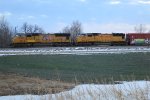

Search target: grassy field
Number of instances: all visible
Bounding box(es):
[0,53,150,82]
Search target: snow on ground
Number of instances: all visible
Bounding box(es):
[0,81,150,100]
[0,46,150,56]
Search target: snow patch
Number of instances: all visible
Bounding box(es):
[0,81,150,100]
[0,46,150,56]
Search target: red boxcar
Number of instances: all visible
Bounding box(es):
[126,33,150,45]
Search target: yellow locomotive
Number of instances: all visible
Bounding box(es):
[12,33,71,47]
[12,33,126,47]
[77,33,125,45]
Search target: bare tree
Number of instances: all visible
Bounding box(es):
[27,25,34,33]
[62,20,82,44]
[33,25,44,33]
[0,16,12,48]
[21,22,44,33]
[134,24,147,33]
[71,21,82,43]
[62,26,70,33]
[21,22,28,33]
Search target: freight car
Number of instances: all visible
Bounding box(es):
[126,33,150,45]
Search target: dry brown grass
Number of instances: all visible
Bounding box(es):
[0,72,75,96]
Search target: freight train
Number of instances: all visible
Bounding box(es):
[11,33,150,47]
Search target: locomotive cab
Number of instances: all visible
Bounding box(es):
[12,33,26,44]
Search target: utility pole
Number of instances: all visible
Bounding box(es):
[15,26,18,34]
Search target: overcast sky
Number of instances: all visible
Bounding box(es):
[0,0,150,33]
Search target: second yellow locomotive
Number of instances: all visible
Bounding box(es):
[77,33,125,45]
